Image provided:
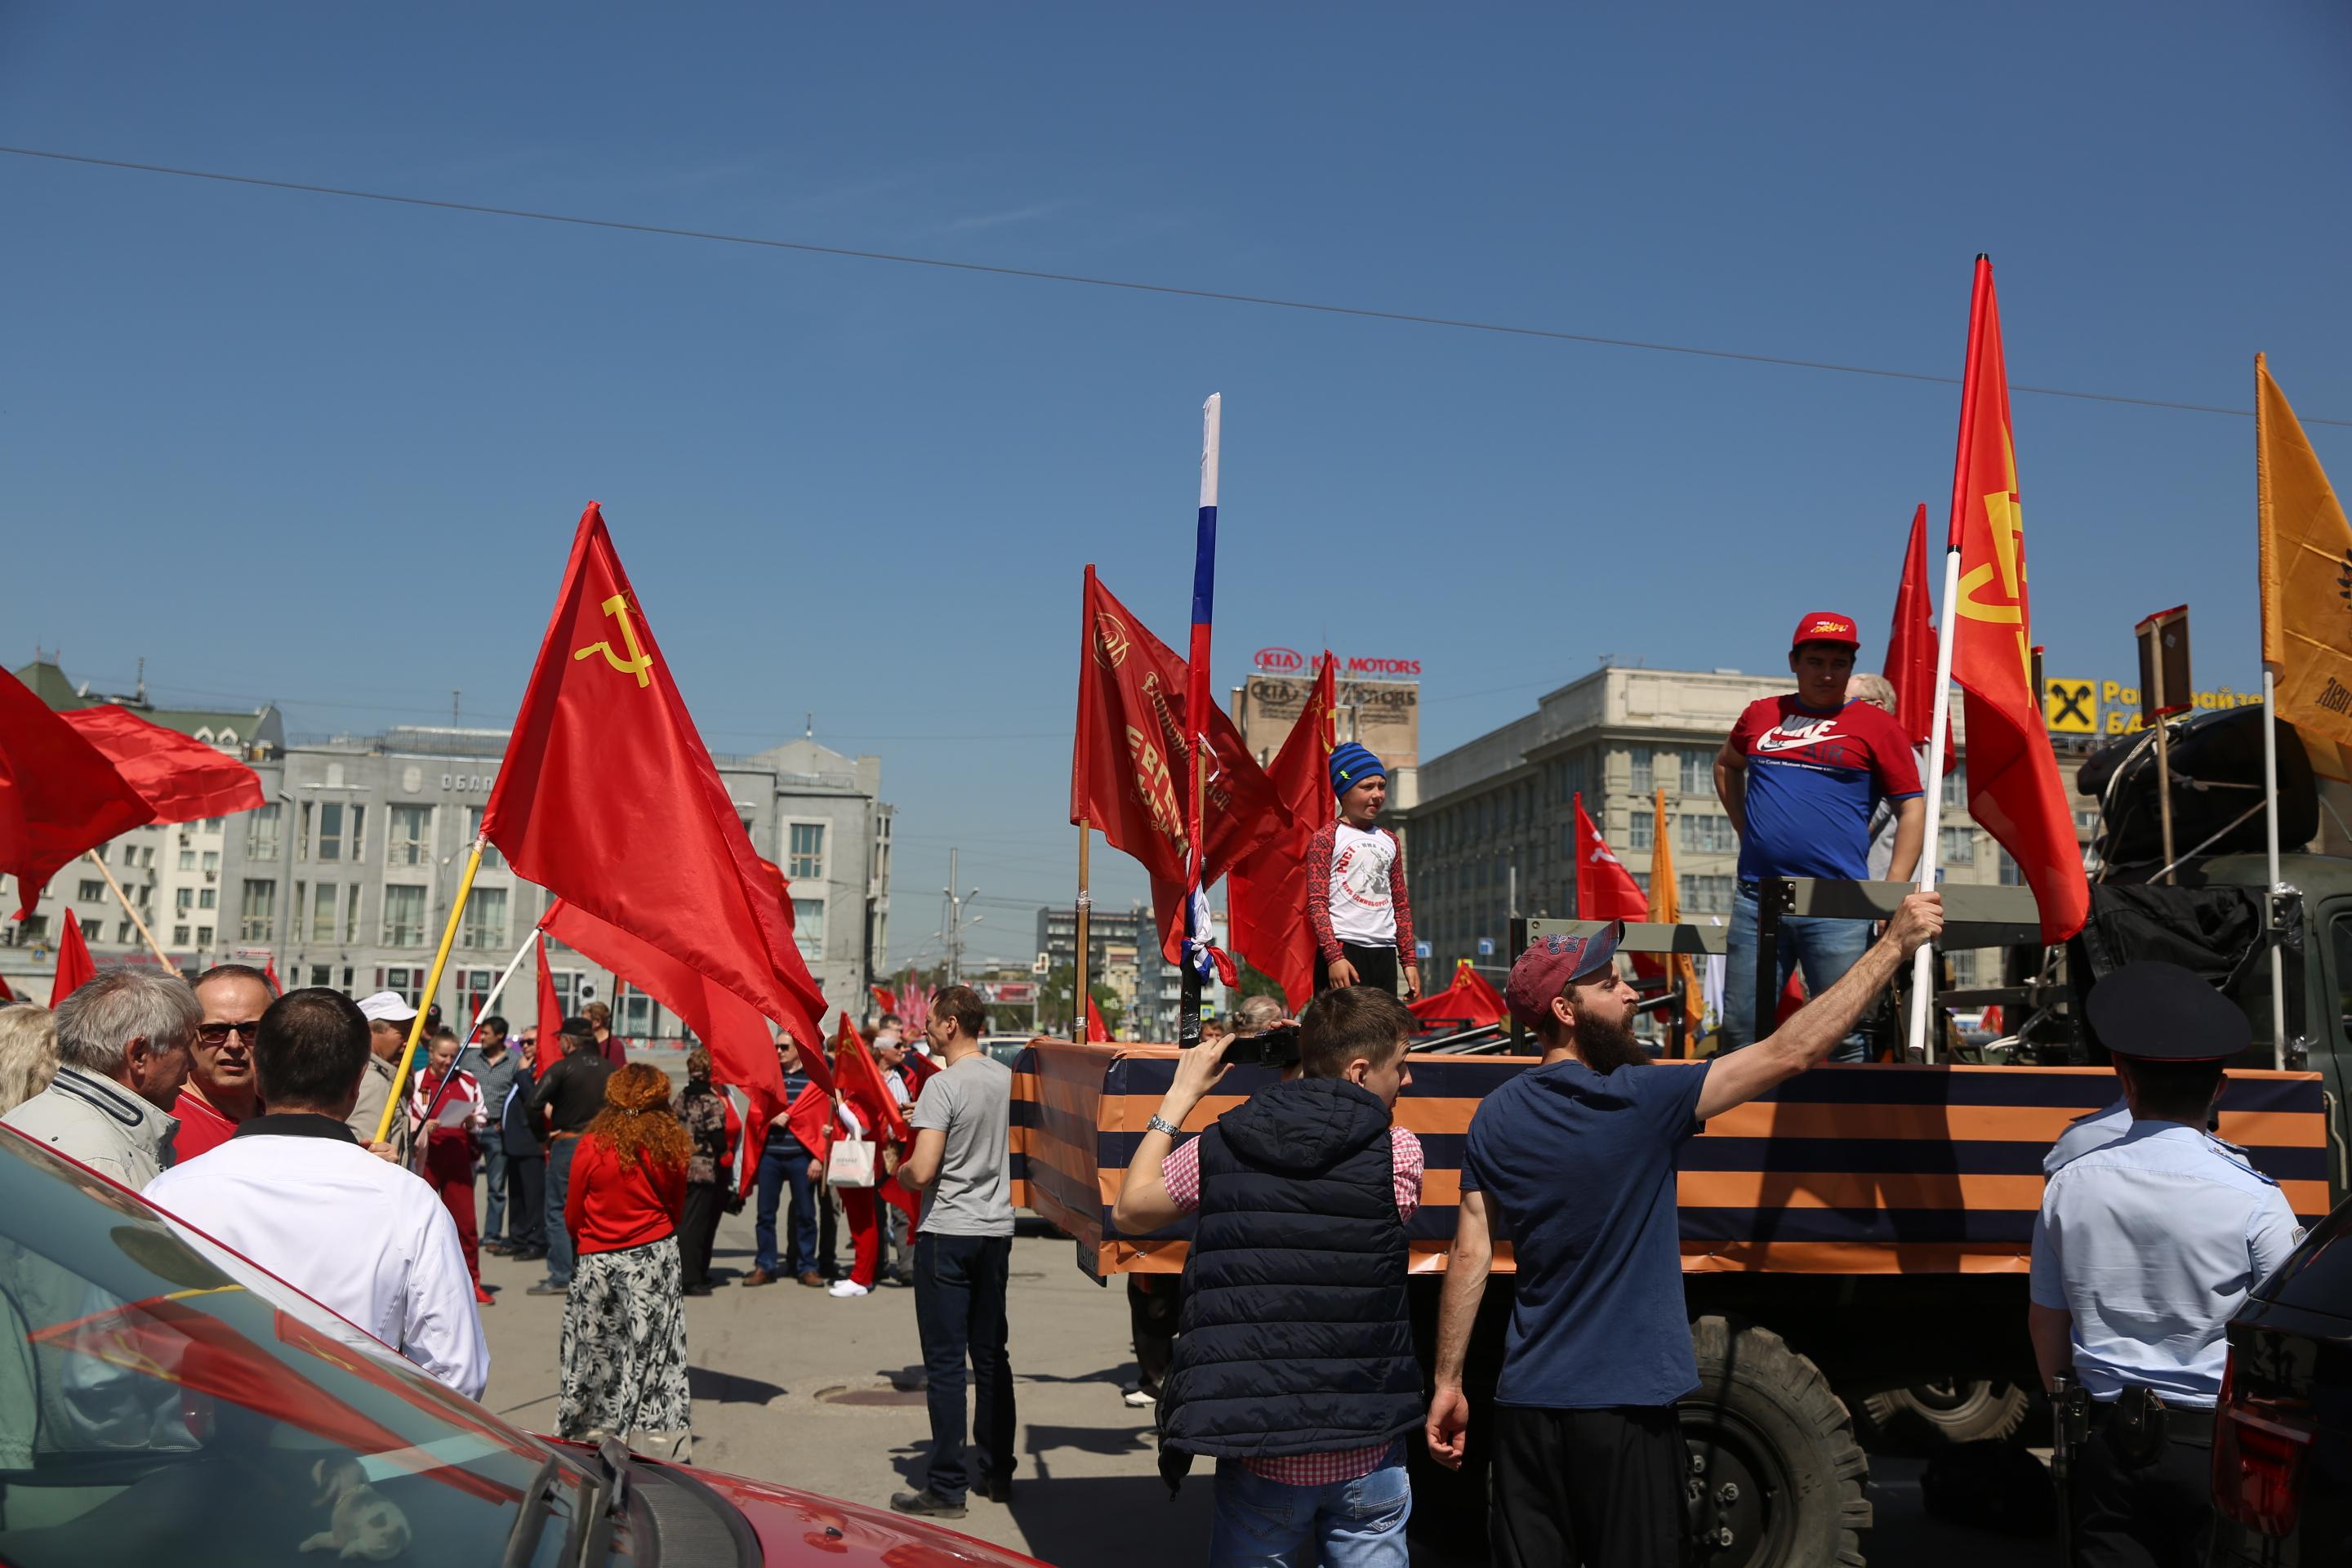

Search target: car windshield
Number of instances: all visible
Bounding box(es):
[0,1130,595,1566]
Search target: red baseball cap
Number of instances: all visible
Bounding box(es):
[1503,922,1624,1030]
[1790,611,1860,651]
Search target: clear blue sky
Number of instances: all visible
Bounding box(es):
[7,6,2350,969]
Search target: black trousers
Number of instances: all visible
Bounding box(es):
[2072,1420,2215,1568]
[1490,1404,1688,1568]
[913,1232,1015,1502]
[506,1153,546,1250]
[1127,1272,1181,1397]
[1314,942,1401,996]
[679,1181,724,1290]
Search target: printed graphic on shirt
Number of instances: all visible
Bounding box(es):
[1334,836,1394,909]
[1730,697,1923,882]
[1328,824,1401,947]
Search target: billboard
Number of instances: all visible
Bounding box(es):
[1235,669,1421,771]
[2041,676,2263,737]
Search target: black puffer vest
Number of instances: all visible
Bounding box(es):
[1159,1076,1421,1481]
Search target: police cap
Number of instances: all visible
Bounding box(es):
[2085,960,2247,1062]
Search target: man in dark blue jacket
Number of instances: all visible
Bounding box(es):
[1114,987,1424,1567]
[493,1049,546,1263]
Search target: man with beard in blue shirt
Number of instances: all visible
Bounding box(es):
[1427,892,1942,1566]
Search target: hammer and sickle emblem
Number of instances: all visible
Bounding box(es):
[572,594,654,688]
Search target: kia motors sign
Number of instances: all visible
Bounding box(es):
[1254,647,1305,673]
[1344,656,1423,677]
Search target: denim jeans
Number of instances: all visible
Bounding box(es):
[754,1132,818,1276]
[1722,880,1872,1058]
[1209,1459,1411,1568]
[482,1142,510,1243]
[913,1232,1014,1503]
[544,1135,580,1285]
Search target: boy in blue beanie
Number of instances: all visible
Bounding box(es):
[1308,743,1419,1000]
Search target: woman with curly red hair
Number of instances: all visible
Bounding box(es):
[557,1062,693,1459]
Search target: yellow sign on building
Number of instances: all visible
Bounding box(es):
[2044,677,2097,734]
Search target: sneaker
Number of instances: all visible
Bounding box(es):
[826,1280,871,1298]
[889,1490,966,1518]
[474,1285,496,1305]
[796,1271,826,1289]
[1121,1386,1156,1408]
[740,1268,777,1288]
[526,1281,568,1297]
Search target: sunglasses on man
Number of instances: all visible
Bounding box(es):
[195,1020,263,1045]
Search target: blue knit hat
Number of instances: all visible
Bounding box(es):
[1330,742,1387,797]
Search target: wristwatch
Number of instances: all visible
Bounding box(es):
[1148,1113,1183,1138]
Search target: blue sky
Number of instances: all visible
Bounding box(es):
[6,5,2350,968]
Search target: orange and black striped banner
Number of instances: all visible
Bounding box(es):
[1008,1040,2331,1281]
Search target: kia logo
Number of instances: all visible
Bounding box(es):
[1254,647,1305,672]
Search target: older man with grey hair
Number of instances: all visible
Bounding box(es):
[2,969,196,1188]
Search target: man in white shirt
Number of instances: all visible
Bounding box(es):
[145,987,488,1400]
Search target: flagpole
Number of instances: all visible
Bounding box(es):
[1908,546,1964,1064]
[83,849,177,975]
[2261,667,2288,1068]
[372,834,485,1146]
[1074,820,1093,1040]
[1179,393,1221,1052]
[419,919,540,1125]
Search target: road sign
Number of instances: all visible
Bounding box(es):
[1032,952,1050,975]
[1415,941,1432,960]
[1477,938,1494,957]
[2044,676,2097,734]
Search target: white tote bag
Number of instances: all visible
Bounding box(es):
[826,1137,877,1188]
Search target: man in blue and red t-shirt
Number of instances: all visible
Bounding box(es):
[1713,611,1924,1055]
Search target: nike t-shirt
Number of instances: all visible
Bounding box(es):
[1728,696,1922,880]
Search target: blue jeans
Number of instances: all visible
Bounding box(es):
[914,1232,1014,1503]
[1722,879,1872,1058]
[754,1132,818,1276]
[482,1141,510,1242]
[543,1135,580,1285]
[1209,1458,1411,1568]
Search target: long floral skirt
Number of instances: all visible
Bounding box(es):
[558,1234,693,1460]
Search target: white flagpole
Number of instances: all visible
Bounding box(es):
[1907,546,1964,1062]
[2261,666,2287,1069]
[418,921,540,1125]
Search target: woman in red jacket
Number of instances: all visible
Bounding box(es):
[410,1030,492,1306]
[557,1062,693,1459]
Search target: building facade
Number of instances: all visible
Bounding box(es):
[1033,903,1218,1040]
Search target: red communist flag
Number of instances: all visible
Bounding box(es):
[0,673,155,917]
[50,911,96,1006]
[831,1014,909,1147]
[1573,793,1648,923]
[60,706,265,823]
[1226,652,1338,1011]
[483,504,830,1041]
[1883,504,1956,770]
[1085,994,1112,1043]
[1071,567,1287,964]
[1409,958,1508,1031]
[532,932,564,1073]
[1944,258,2088,944]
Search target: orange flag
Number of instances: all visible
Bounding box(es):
[1944,257,2088,945]
[1646,788,1704,1036]
[49,911,95,1006]
[2256,354,2352,778]
[1226,652,1338,1011]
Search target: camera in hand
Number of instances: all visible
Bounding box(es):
[1223,1022,1301,1070]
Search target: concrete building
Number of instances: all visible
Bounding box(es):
[2,661,893,1038]
[1403,665,2100,989]
[1034,903,1218,1040]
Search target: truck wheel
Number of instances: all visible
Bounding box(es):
[1682,1316,1870,1567]
[1859,1379,2029,1447]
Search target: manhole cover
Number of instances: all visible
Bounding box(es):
[816,1384,929,1407]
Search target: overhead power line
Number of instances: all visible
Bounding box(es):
[7,144,2343,429]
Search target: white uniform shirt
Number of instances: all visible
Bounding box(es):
[145,1114,488,1400]
[2029,1120,2304,1405]
[1328,823,1400,947]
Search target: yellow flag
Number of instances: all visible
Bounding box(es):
[2256,354,2352,767]
[1646,788,1704,1036]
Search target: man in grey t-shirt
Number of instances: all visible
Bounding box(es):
[890,986,1016,1518]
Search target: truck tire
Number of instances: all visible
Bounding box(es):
[1859,1379,2030,1448]
[1682,1316,1871,1567]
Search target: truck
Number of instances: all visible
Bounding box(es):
[1009,706,2350,1566]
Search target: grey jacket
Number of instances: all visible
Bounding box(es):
[2,1066,178,1190]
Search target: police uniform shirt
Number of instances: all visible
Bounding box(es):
[2042,1097,2131,1177]
[2029,1120,2304,1406]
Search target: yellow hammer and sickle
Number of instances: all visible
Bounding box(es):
[572,594,655,688]
[1953,427,2034,684]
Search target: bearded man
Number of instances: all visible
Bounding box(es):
[1425,894,1943,1566]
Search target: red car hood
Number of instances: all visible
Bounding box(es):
[657,1462,1051,1567]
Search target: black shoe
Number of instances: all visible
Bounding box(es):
[982,1477,1013,1504]
[683,1283,713,1297]
[890,1490,966,1518]
[525,1281,568,1297]
[482,1241,516,1255]
[511,1248,548,1263]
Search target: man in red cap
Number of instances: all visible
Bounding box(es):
[1712,612,1925,1054]
[1427,891,1943,1566]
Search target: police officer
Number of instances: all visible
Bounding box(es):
[2027,961,2306,1566]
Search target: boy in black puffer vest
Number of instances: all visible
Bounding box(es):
[1112,987,1425,1567]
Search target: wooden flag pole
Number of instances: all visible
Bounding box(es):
[372,835,485,1146]
[84,849,176,975]
[1074,820,1092,1039]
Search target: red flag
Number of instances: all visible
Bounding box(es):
[1776,969,1807,1025]
[1943,259,2089,945]
[1226,652,1338,1011]
[0,972,15,1003]
[541,897,791,1156]
[483,505,830,1041]
[1085,994,1111,1043]
[50,912,96,1006]
[785,1080,831,1160]
[0,673,155,917]
[1573,793,1648,923]
[60,706,265,823]
[532,932,564,1073]
[1070,567,1286,964]
[830,1014,909,1146]
[1883,504,1956,770]
[261,957,281,995]
[869,984,898,1018]
[1408,958,1508,1031]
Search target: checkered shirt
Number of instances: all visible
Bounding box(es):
[1160,1125,1423,1486]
